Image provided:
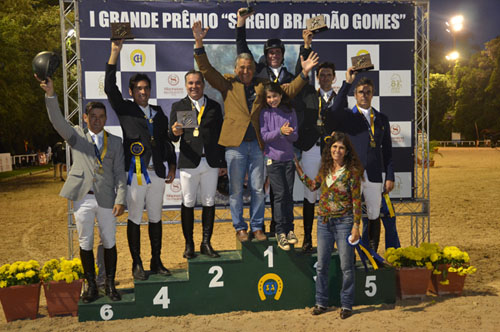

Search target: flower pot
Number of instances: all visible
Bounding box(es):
[43,279,83,317]
[428,265,466,295]
[0,283,41,322]
[396,267,432,299]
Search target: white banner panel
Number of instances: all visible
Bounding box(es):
[379,70,412,96]
[156,71,187,99]
[389,172,412,198]
[119,44,156,72]
[0,153,12,172]
[85,71,121,99]
[390,121,412,148]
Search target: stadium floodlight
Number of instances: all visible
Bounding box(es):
[447,15,464,32]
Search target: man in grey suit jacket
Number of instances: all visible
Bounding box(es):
[39,77,127,303]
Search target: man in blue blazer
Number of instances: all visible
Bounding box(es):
[330,70,395,253]
[39,77,127,303]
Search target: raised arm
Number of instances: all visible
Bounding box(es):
[295,30,313,76]
[192,21,231,94]
[236,8,255,58]
[38,77,78,145]
[281,51,319,99]
[104,39,129,114]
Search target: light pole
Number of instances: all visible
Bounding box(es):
[444,15,464,143]
[445,15,464,49]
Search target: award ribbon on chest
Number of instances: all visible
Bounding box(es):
[128,142,151,186]
[192,97,206,137]
[355,105,376,148]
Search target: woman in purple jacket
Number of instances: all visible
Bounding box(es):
[260,82,298,251]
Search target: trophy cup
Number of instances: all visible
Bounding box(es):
[351,53,374,72]
[306,15,328,34]
[111,22,134,40]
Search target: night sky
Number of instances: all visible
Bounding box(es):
[430,0,500,48]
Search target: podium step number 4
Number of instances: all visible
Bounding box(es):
[78,238,395,321]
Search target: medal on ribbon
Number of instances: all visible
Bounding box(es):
[191,97,205,138]
[128,142,151,186]
[93,131,108,175]
[355,105,377,149]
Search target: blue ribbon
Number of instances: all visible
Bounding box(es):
[347,235,387,272]
[127,156,151,186]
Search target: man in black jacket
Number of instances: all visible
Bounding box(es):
[105,39,177,281]
[169,70,226,259]
[294,30,348,252]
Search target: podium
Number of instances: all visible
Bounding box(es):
[78,238,395,321]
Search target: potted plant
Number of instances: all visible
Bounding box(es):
[40,257,85,317]
[428,245,477,295]
[384,243,436,299]
[417,140,443,167]
[0,260,41,322]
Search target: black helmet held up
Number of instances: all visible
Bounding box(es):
[32,51,61,80]
[263,38,285,57]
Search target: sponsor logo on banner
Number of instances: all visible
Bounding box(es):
[379,70,411,96]
[130,49,146,67]
[346,44,380,70]
[85,71,121,99]
[389,172,411,198]
[156,72,186,99]
[163,178,182,205]
[389,121,411,148]
[120,44,156,72]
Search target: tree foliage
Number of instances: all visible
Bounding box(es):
[0,0,61,154]
[430,36,500,140]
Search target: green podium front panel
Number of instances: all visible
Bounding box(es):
[78,238,394,321]
[354,263,396,305]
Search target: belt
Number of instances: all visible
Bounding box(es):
[201,153,206,158]
[88,190,94,195]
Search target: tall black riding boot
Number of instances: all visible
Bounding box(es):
[80,247,99,303]
[200,206,220,258]
[103,246,121,301]
[368,218,381,253]
[302,200,315,253]
[149,221,171,276]
[127,220,147,280]
[181,204,196,259]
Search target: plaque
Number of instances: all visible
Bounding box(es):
[111,22,134,40]
[351,53,374,72]
[306,15,328,34]
[238,7,255,16]
[177,110,198,129]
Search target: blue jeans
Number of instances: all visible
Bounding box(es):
[316,215,355,310]
[266,159,295,234]
[225,140,265,232]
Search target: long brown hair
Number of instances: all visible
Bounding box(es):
[318,131,364,180]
